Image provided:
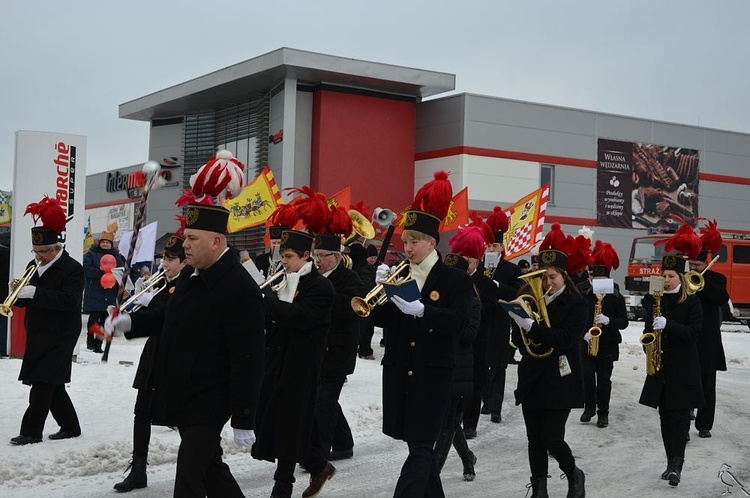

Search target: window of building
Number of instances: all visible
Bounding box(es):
[540,164,555,204]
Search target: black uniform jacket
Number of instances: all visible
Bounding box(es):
[512,290,588,409]
[452,295,480,398]
[320,264,364,377]
[252,265,334,463]
[472,270,498,380]
[695,270,729,372]
[488,259,522,367]
[125,276,177,390]
[130,251,265,429]
[17,251,84,385]
[371,257,473,442]
[577,281,629,360]
[639,292,705,410]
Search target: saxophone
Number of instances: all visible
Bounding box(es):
[639,291,663,376]
[587,293,604,357]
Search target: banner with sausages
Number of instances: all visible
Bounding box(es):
[597,138,699,230]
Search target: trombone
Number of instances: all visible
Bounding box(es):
[502,269,554,358]
[686,255,720,294]
[119,268,168,313]
[0,265,37,317]
[351,260,411,317]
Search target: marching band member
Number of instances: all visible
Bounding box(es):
[112,231,187,492]
[371,171,473,498]
[577,241,629,428]
[11,197,84,446]
[689,219,729,439]
[252,193,336,498]
[508,223,589,498]
[639,222,704,487]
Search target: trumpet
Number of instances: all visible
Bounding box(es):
[0,265,38,317]
[686,254,720,294]
[351,260,411,317]
[120,268,168,313]
[587,293,604,357]
[504,269,554,359]
[639,291,663,376]
[259,270,287,291]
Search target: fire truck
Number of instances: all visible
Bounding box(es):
[624,233,750,325]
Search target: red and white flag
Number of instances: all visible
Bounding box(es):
[503,183,549,260]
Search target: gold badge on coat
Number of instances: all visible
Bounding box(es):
[169,287,175,294]
[430,290,440,301]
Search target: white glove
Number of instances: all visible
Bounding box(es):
[391,295,425,317]
[233,428,256,448]
[583,332,592,343]
[595,314,610,326]
[111,267,125,282]
[508,311,534,331]
[652,316,667,331]
[492,280,500,288]
[135,291,154,308]
[18,285,36,300]
[103,314,132,337]
[375,264,390,284]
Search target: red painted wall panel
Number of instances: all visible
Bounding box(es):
[311,90,416,217]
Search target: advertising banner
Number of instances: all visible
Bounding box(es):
[597,138,700,230]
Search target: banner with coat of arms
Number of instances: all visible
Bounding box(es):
[222,165,283,233]
[394,187,469,234]
[502,183,549,260]
[0,190,12,224]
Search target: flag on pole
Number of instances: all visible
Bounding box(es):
[222,165,283,233]
[83,216,94,253]
[503,183,549,260]
[394,187,469,234]
[118,221,158,262]
[0,189,11,224]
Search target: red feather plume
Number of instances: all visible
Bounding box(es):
[566,235,593,274]
[325,205,353,237]
[698,218,722,254]
[189,150,245,202]
[655,215,702,260]
[173,215,187,236]
[24,195,67,234]
[468,212,494,245]
[175,189,215,208]
[448,226,487,260]
[592,242,620,271]
[486,206,509,234]
[410,170,453,220]
[349,201,371,221]
[284,186,330,233]
[540,223,568,253]
[269,203,300,229]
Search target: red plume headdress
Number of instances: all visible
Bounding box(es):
[403,171,453,242]
[24,195,67,234]
[188,149,245,203]
[468,212,494,246]
[486,206,509,243]
[655,215,702,260]
[698,218,722,255]
[448,226,487,260]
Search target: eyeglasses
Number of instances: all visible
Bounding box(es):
[31,248,55,255]
[312,252,337,259]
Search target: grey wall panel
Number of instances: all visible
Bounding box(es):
[415,96,463,152]
[705,129,750,156]
[703,151,750,175]
[651,122,705,150]
[465,121,593,159]
[595,114,653,145]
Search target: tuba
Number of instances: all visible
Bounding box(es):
[639,288,664,376]
[0,265,38,317]
[351,260,411,317]
[342,209,377,269]
[587,293,604,357]
[686,254,720,294]
[503,269,554,359]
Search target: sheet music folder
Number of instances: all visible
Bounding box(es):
[497,299,531,320]
[383,279,421,303]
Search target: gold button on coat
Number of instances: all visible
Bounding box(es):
[407,370,413,376]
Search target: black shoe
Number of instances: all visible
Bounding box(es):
[301,461,336,498]
[480,405,491,415]
[114,456,148,492]
[596,413,609,428]
[10,435,42,445]
[698,429,712,438]
[463,452,477,481]
[48,430,81,440]
[689,409,696,420]
[562,467,585,498]
[93,347,104,354]
[490,413,502,423]
[580,409,594,423]
[661,458,672,480]
[328,447,353,461]
[668,456,684,486]
[463,428,477,440]
[527,476,549,498]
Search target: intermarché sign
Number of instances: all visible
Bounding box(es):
[105,170,174,198]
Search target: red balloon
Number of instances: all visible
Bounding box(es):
[100,272,117,289]
[100,254,117,271]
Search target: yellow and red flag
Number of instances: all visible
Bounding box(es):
[394,187,469,234]
[222,165,283,233]
[502,183,550,260]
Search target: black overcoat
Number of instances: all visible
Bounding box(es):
[639,292,706,410]
[471,271,498,383]
[320,264,364,377]
[371,258,472,442]
[577,281,629,360]
[17,251,84,385]
[252,265,334,463]
[82,245,125,312]
[512,290,588,409]
[130,251,265,429]
[487,259,522,367]
[451,294,480,398]
[695,270,729,372]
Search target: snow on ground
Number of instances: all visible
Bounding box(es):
[1,321,750,498]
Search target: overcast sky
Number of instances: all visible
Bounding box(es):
[2,0,749,192]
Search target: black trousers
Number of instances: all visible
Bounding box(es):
[462,353,487,431]
[304,375,352,475]
[581,352,615,414]
[132,389,153,457]
[273,459,297,498]
[20,382,81,439]
[522,405,575,477]
[483,366,506,416]
[358,317,375,357]
[393,441,445,498]
[174,425,244,498]
[695,369,717,431]
[659,407,691,459]
[86,311,105,350]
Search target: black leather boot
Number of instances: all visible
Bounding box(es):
[451,429,476,481]
[114,455,147,492]
[563,466,585,498]
[434,429,455,473]
[526,476,549,498]
[668,456,684,486]
[661,456,673,480]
